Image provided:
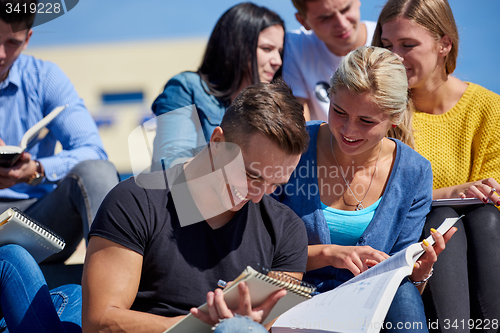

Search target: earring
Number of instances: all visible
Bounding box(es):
[392,124,397,128]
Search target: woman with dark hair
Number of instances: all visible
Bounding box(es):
[372,0,500,330]
[152,2,285,169]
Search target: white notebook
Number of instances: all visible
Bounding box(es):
[164,266,316,333]
[0,207,66,263]
[432,198,484,206]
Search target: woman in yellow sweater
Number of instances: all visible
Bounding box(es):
[373,0,500,331]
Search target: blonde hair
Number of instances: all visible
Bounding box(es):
[329,46,414,148]
[372,0,458,75]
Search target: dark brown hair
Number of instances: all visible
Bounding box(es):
[221,80,309,155]
[198,2,285,105]
[0,0,38,31]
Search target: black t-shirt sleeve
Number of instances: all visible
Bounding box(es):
[89,177,155,255]
[265,197,309,274]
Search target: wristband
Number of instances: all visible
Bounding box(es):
[412,267,434,286]
[27,160,44,186]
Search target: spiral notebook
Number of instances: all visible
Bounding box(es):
[164,266,316,333]
[0,207,66,263]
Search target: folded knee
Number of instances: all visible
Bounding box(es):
[465,204,500,231]
[0,244,32,261]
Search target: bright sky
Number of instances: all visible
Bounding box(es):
[29,0,500,94]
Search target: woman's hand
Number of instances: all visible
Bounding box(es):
[190,282,286,326]
[411,227,457,286]
[434,178,500,205]
[307,244,389,276]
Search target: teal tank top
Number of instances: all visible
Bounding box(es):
[321,198,382,246]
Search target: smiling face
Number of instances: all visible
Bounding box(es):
[329,87,391,156]
[256,24,284,83]
[230,133,301,210]
[211,130,301,212]
[242,133,301,204]
[0,19,32,82]
[380,17,448,90]
[296,0,363,56]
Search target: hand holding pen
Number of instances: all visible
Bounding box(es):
[190,280,286,326]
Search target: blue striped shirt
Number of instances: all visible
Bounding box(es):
[0,54,107,199]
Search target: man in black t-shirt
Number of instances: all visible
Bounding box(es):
[82,81,311,332]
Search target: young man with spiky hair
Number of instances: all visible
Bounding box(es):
[283,0,376,121]
[83,81,310,333]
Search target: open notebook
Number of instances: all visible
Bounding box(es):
[164,266,316,333]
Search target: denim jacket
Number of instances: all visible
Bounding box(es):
[151,72,227,170]
[272,122,433,291]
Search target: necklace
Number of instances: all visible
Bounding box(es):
[330,135,383,211]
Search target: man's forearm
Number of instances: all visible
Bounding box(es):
[83,307,185,333]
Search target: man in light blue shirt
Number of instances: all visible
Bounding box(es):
[0,0,118,265]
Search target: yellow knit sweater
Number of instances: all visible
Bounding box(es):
[413,83,500,190]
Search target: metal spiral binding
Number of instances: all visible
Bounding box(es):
[257,267,316,298]
[11,207,65,248]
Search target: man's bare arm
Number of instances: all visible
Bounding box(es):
[82,236,184,332]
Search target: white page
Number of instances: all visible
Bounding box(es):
[273,267,411,333]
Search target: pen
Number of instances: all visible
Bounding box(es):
[217,279,227,289]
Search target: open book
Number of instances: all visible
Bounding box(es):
[164,266,316,333]
[272,216,461,333]
[0,105,67,167]
[0,207,65,263]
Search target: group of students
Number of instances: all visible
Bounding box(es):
[148,0,500,331]
[1,0,499,332]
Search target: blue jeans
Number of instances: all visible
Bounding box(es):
[0,160,119,264]
[0,245,82,333]
[213,316,268,333]
[382,279,428,332]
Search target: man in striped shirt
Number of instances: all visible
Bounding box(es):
[0,0,118,265]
